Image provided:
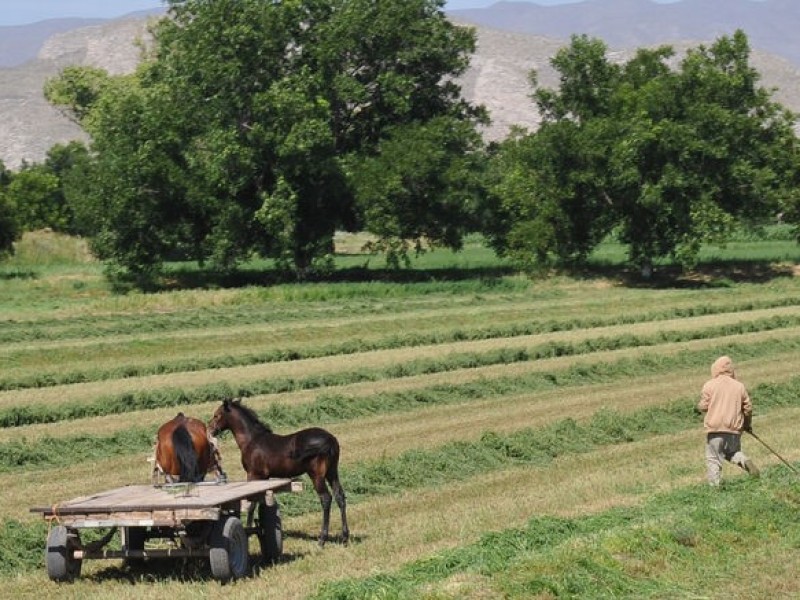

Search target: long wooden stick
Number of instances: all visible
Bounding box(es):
[747,430,800,476]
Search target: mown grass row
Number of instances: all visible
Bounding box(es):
[313,469,800,599]
[4,318,800,428]
[5,298,800,392]
[0,340,800,472]
[4,375,800,577]
[0,278,537,342]
[319,375,800,511]
[3,274,799,347]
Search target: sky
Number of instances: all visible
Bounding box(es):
[0,0,690,27]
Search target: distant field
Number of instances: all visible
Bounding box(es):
[1,231,799,599]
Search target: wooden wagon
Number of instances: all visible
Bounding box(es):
[30,478,302,582]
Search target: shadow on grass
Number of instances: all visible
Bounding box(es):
[88,549,306,584]
[154,264,520,292]
[113,256,795,294]
[0,269,37,281]
[567,259,796,289]
[283,528,361,546]
[83,529,355,584]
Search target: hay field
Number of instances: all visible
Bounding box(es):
[2,236,800,599]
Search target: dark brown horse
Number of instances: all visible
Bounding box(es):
[208,399,349,546]
[153,412,226,484]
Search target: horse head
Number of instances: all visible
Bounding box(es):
[208,398,238,436]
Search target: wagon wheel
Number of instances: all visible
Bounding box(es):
[209,515,248,581]
[256,500,283,563]
[46,525,82,582]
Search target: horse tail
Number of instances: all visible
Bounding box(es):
[172,425,202,482]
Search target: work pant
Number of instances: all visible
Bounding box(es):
[705,432,750,485]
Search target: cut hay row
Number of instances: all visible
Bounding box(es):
[3,354,798,524]
[5,407,799,599]
[3,310,800,423]
[5,293,800,390]
[4,275,797,335]
[2,325,800,442]
[4,281,798,349]
[1,276,540,324]
[314,455,800,599]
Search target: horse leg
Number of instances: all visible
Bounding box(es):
[152,462,164,485]
[151,439,167,485]
[151,455,161,485]
[327,469,349,545]
[311,473,332,547]
[207,432,227,483]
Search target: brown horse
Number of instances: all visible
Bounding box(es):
[153,412,226,484]
[208,399,349,546]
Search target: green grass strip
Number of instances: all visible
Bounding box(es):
[4,297,800,392]
[1,338,798,471]
[332,377,799,502]
[0,278,531,343]
[5,376,800,578]
[313,469,800,599]
[4,318,800,429]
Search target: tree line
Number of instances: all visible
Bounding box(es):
[1,0,798,285]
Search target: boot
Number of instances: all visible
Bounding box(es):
[743,459,760,477]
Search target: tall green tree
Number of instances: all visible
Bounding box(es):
[0,160,20,258]
[5,167,64,232]
[0,143,92,238]
[346,116,486,266]
[46,0,484,283]
[42,141,91,235]
[486,31,799,274]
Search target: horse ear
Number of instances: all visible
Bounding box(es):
[222,399,230,410]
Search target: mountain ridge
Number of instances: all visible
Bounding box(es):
[1,1,798,168]
[451,0,800,66]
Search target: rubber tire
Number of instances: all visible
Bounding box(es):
[257,501,282,563]
[209,516,248,581]
[46,525,82,582]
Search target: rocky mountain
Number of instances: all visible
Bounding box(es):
[0,18,105,69]
[452,0,800,67]
[0,8,165,69]
[0,16,155,169]
[462,22,800,142]
[1,1,799,168]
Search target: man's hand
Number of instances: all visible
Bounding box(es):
[743,414,753,434]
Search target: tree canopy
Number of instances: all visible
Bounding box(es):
[485,31,799,274]
[0,160,19,258]
[46,0,486,283]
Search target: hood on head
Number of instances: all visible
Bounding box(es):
[711,355,735,378]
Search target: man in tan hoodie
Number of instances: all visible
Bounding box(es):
[698,355,759,486]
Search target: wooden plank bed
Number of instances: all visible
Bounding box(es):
[30,478,303,581]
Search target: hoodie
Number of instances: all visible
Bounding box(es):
[697,356,752,434]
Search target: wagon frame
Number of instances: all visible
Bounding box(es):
[30,478,303,582]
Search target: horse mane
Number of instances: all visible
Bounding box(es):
[230,401,273,435]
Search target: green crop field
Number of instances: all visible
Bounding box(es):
[1,231,800,599]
